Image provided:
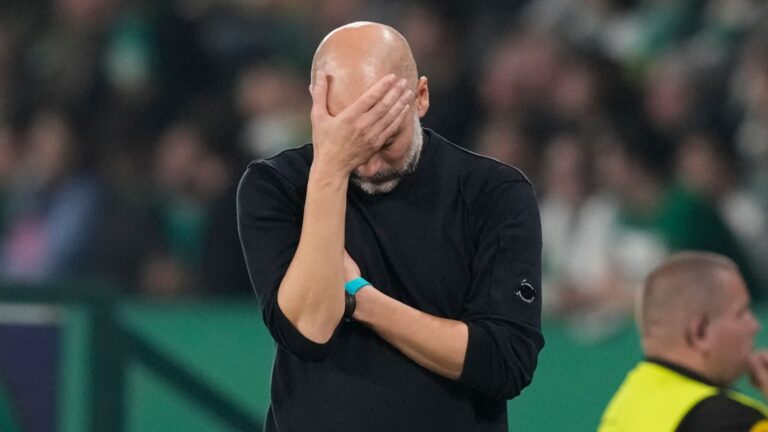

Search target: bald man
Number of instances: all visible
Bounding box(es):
[237,22,542,431]
[598,252,768,431]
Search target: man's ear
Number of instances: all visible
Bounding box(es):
[415,76,430,118]
[685,314,709,351]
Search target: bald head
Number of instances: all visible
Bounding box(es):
[311,22,418,115]
[639,252,739,346]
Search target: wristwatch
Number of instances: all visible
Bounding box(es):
[344,292,356,321]
[343,277,371,321]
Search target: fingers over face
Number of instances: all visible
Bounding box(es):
[356,77,412,147]
[347,74,401,116]
[756,351,768,368]
[311,71,329,120]
[368,79,409,118]
[374,102,410,147]
[749,352,768,380]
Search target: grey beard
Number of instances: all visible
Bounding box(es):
[352,115,423,195]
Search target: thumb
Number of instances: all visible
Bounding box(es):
[311,71,329,120]
[749,353,768,391]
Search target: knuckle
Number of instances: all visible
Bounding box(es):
[340,115,354,127]
[353,118,368,133]
[362,130,376,145]
[367,92,381,105]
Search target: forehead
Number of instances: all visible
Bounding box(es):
[717,270,750,311]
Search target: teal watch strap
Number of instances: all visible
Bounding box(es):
[344,277,371,295]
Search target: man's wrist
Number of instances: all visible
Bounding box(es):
[345,277,371,295]
[351,285,380,323]
[310,156,351,181]
[306,166,350,196]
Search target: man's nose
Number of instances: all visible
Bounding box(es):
[749,311,761,334]
[357,155,384,178]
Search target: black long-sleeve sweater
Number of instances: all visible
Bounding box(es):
[237,129,544,432]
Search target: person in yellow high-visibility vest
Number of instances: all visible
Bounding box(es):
[599,251,768,432]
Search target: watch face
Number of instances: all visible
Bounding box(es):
[344,291,357,322]
[516,279,536,304]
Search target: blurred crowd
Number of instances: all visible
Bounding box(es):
[0,0,767,340]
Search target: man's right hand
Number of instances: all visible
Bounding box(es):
[310,71,413,175]
[748,350,768,399]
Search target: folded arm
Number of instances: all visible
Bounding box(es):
[348,178,544,399]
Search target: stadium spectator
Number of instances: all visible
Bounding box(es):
[137,120,239,296]
[234,61,310,160]
[539,129,617,325]
[550,48,633,130]
[0,110,102,283]
[399,2,476,144]
[734,26,768,211]
[676,127,768,285]
[472,118,540,181]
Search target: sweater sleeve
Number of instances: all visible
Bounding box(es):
[236,162,341,362]
[458,177,544,400]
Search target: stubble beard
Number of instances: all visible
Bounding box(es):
[351,113,423,195]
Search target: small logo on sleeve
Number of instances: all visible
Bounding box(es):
[516,279,536,304]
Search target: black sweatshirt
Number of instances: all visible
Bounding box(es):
[237,129,544,432]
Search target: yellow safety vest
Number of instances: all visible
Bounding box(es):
[598,361,768,432]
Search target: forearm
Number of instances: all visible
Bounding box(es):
[277,164,348,343]
[276,71,411,344]
[353,287,469,380]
